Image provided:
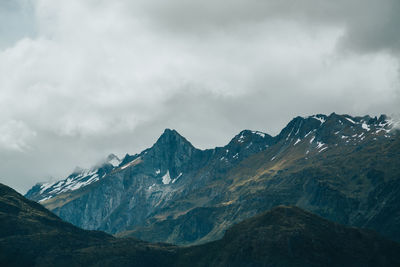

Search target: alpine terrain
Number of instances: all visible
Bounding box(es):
[26,113,400,245]
[3,182,400,266]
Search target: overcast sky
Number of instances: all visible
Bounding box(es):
[0,0,399,193]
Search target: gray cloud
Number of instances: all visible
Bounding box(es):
[134,0,400,54]
[0,0,399,193]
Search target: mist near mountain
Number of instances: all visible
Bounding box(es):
[25,113,400,245]
[1,0,400,194]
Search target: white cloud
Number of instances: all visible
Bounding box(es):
[0,0,399,193]
[0,119,36,151]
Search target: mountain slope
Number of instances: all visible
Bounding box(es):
[26,154,121,202]
[25,113,400,245]
[3,183,400,266]
[176,206,400,267]
[26,128,274,235]
[0,183,177,267]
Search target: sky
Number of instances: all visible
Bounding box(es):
[0,0,399,193]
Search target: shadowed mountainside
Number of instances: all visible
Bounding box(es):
[0,183,177,267]
[2,183,400,266]
[25,114,400,245]
[176,206,400,267]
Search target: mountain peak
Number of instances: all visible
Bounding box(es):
[106,153,121,167]
[160,128,183,138]
[230,129,273,145]
[153,128,194,149]
[163,128,178,134]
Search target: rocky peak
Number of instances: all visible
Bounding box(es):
[106,153,121,166]
[276,115,324,141]
[153,129,193,148]
[229,130,273,145]
[149,129,196,157]
[216,130,274,163]
[272,113,399,157]
[140,129,199,179]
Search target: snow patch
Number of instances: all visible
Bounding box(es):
[38,196,52,203]
[311,115,326,124]
[294,139,301,146]
[344,117,356,124]
[252,131,266,138]
[162,171,171,185]
[294,127,300,135]
[304,131,312,138]
[148,183,156,191]
[286,127,294,140]
[40,182,56,194]
[318,147,328,153]
[316,142,325,149]
[361,123,370,131]
[172,172,183,184]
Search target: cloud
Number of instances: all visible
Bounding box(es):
[0,120,36,151]
[0,0,35,48]
[0,0,399,193]
[337,0,400,54]
[129,0,400,55]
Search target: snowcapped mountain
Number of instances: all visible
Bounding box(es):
[25,127,274,232]
[26,154,122,202]
[272,113,397,158]
[25,113,400,246]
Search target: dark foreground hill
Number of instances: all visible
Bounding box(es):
[177,206,400,267]
[0,183,177,267]
[26,113,400,245]
[2,183,400,267]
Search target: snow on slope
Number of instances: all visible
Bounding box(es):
[35,154,122,202]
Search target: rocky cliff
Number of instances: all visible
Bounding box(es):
[26,113,400,245]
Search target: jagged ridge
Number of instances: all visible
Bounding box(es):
[25,113,400,245]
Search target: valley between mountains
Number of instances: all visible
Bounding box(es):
[25,113,400,246]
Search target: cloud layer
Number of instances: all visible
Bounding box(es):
[0,0,399,192]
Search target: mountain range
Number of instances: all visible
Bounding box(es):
[25,113,400,245]
[3,182,400,266]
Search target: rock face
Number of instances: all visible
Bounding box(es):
[3,183,400,267]
[25,113,400,245]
